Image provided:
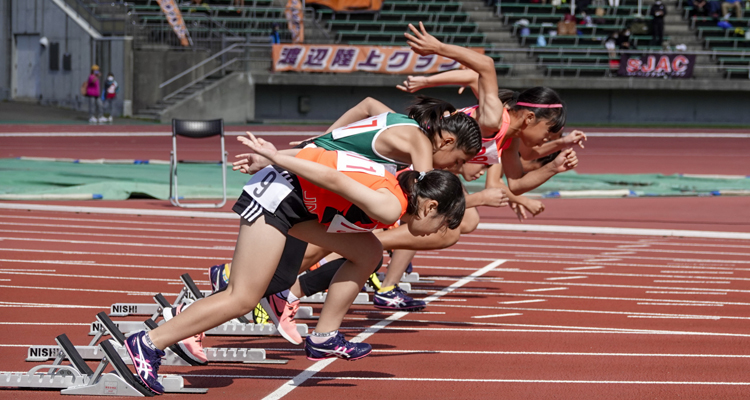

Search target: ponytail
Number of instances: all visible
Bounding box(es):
[507,87,566,134]
[397,170,465,230]
[407,95,482,155]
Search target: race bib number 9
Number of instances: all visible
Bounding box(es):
[243,166,294,213]
[326,214,375,233]
[331,113,387,140]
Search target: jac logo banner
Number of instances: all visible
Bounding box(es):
[618,53,696,78]
[272,44,483,74]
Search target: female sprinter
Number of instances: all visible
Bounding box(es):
[123,133,466,395]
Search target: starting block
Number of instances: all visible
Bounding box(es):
[378,271,432,284]
[5,333,205,396]
[301,292,370,304]
[109,275,316,321]
[34,312,283,366]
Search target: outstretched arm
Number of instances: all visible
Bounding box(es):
[397,69,480,98]
[236,133,403,225]
[519,130,587,160]
[405,22,504,132]
[496,141,579,195]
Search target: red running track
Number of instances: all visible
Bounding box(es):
[0,125,749,398]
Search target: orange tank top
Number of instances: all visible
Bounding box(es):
[295,147,408,233]
[458,106,512,165]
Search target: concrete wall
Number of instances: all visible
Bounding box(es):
[0,0,10,100]
[3,0,132,116]
[132,49,216,113]
[161,72,254,124]
[254,84,750,125]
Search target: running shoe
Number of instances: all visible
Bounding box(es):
[305,332,372,361]
[373,287,426,311]
[162,304,208,366]
[252,302,270,325]
[405,262,413,275]
[209,263,229,293]
[260,293,302,345]
[124,330,165,395]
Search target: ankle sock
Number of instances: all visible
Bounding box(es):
[309,330,337,344]
[378,285,396,294]
[142,332,157,350]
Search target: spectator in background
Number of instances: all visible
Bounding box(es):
[721,0,742,18]
[270,22,281,44]
[604,30,619,58]
[608,0,620,8]
[101,72,119,123]
[649,0,667,46]
[616,27,636,50]
[687,0,709,18]
[84,65,103,124]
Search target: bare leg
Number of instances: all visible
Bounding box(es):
[382,249,417,288]
[149,218,285,349]
[289,221,383,333]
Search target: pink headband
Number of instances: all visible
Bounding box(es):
[516,102,563,108]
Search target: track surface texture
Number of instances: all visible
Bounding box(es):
[0,126,748,399]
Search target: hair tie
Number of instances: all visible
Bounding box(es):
[418,171,426,181]
[516,102,563,109]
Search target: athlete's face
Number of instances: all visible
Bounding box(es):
[406,198,447,237]
[458,163,487,181]
[520,115,557,148]
[432,132,476,171]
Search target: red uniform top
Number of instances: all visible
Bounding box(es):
[295,147,408,233]
[458,105,512,165]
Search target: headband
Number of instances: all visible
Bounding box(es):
[516,102,563,109]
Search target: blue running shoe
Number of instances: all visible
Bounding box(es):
[373,287,425,311]
[305,332,372,361]
[209,263,229,293]
[124,330,165,395]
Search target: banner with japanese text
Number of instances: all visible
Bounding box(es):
[157,0,191,47]
[272,44,484,74]
[618,53,696,79]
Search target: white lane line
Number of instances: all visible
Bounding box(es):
[628,315,722,320]
[0,284,177,297]
[0,301,107,309]
[0,247,228,261]
[0,213,235,228]
[462,234,750,250]
[457,241,750,258]
[0,130,318,137]
[654,280,731,284]
[565,266,604,271]
[472,313,522,319]
[0,221,236,236]
[646,291,727,295]
[545,276,588,281]
[0,270,185,282]
[661,271,734,274]
[3,202,749,240]
[0,259,208,272]
[499,299,546,305]
[584,258,622,262]
[601,252,636,256]
[457,305,750,321]
[525,287,568,292]
[494,293,744,306]
[0,229,236,243]
[637,302,723,307]
[0,237,235,252]
[262,348,750,358]
[261,259,507,400]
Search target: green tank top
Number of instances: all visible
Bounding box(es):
[312,112,420,172]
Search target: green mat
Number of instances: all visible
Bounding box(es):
[1,158,748,200]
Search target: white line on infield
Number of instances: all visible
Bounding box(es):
[1,203,749,240]
[472,313,523,319]
[261,259,506,400]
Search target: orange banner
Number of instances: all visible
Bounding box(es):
[306,0,383,11]
[272,44,484,74]
[157,0,191,47]
[285,0,304,44]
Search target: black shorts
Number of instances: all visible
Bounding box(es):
[232,166,317,235]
